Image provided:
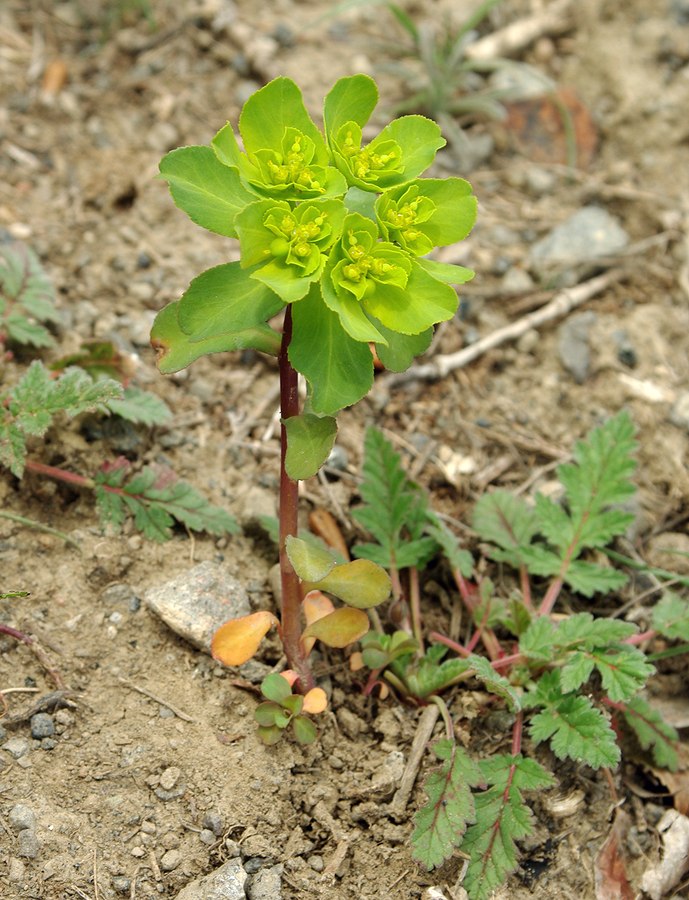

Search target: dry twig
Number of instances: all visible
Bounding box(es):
[465,0,573,60]
[390,704,440,817]
[379,269,625,390]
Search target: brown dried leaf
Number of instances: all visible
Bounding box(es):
[308,508,350,561]
[594,808,634,900]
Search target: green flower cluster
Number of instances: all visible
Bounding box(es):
[152,75,477,416]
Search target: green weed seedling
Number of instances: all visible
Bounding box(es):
[0,242,236,542]
[348,416,689,898]
[149,73,477,714]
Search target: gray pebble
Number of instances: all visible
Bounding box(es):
[529,206,629,271]
[112,875,131,893]
[203,811,224,836]
[2,737,29,759]
[160,849,182,872]
[8,858,25,882]
[18,829,39,859]
[159,766,182,791]
[101,583,137,605]
[9,804,36,832]
[40,738,57,751]
[557,311,597,383]
[225,839,241,858]
[200,828,217,845]
[307,855,324,872]
[30,713,55,739]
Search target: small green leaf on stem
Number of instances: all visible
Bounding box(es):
[302,606,369,648]
[284,413,337,480]
[315,558,391,609]
[286,535,337,583]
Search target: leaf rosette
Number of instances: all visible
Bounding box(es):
[376,178,478,255]
[322,212,460,342]
[236,198,346,303]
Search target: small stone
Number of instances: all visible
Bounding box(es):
[174,857,247,900]
[9,804,36,832]
[112,875,131,893]
[54,710,74,728]
[225,839,241,857]
[329,755,344,770]
[159,766,182,791]
[501,266,534,293]
[18,829,39,858]
[8,857,25,882]
[160,849,182,872]
[524,165,556,195]
[2,737,29,759]
[30,713,55,739]
[40,738,57,750]
[131,846,146,858]
[200,828,216,845]
[140,820,156,835]
[161,831,180,850]
[529,206,629,271]
[203,811,224,836]
[247,864,283,900]
[307,855,324,872]
[101,583,137,605]
[145,561,251,653]
[557,311,597,383]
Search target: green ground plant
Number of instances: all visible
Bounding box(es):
[348,416,689,898]
[150,73,477,696]
[0,242,236,542]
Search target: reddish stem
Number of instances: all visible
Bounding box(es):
[278,307,314,692]
[24,460,93,488]
[0,623,34,645]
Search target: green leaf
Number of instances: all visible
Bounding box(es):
[373,324,433,373]
[257,724,283,745]
[554,612,637,649]
[425,514,474,577]
[150,301,280,374]
[518,616,556,663]
[323,74,378,141]
[412,738,482,870]
[473,490,539,566]
[283,413,337,481]
[6,316,54,348]
[159,146,256,237]
[526,671,620,768]
[106,387,172,426]
[315,558,391,609]
[302,606,369,647]
[623,695,679,770]
[254,700,283,726]
[589,646,654,703]
[466,654,521,712]
[177,263,285,341]
[462,755,554,900]
[211,122,242,167]
[376,178,477,252]
[239,77,328,162]
[0,243,60,349]
[286,535,337,583]
[94,461,239,541]
[1,362,122,477]
[363,259,458,336]
[289,285,374,416]
[260,673,293,704]
[352,427,434,571]
[415,257,475,285]
[292,714,318,744]
[652,593,689,641]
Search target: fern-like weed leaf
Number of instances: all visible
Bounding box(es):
[461,755,554,900]
[412,738,482,870]
[623,695,679,771]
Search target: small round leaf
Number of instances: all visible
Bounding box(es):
[302,687,328,715]
[302,607,369,648]
[292,715,318,745]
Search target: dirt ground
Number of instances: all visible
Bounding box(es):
[1,0,689,898]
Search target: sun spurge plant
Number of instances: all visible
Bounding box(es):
[151,75,477,705]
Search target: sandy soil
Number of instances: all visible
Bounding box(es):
[1,1,688,898]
